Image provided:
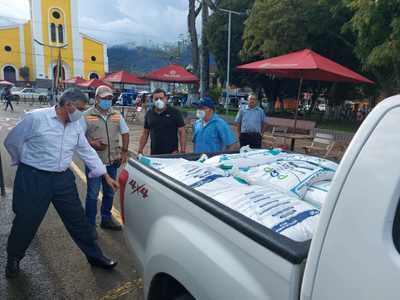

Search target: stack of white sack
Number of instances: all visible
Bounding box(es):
[196,184,320,242]
[235,160,335,198]
[278,153,338,171]
[303,181,332,209]
[138,156,189,171]
[194,176,249,197]
[202,148,289,169]
[159,161,229,188]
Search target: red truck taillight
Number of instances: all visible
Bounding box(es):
[119,169,129,224]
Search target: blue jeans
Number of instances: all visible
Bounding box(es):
[85,163,118,225]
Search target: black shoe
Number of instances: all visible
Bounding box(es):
[5,257,20,278]
[100,218,122,231]
[87,255,117,270]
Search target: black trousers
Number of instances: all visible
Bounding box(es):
[7,163,104,260]
[4,97,14,111]
[239,132,262,149]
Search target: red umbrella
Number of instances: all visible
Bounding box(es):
[77,79,112,89]
[237,48,373,83]
[144,64,199,83]
[104,71,148,85]
[237,49,374,129]
[0,80,14,86]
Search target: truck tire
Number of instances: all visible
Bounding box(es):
[173,293,195,300]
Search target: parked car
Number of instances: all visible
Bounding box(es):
[119,94,400,300]
[12,88,47,102]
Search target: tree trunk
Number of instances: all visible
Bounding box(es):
[200,0,210,98]
[188,0,200,77]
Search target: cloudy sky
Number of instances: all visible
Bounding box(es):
[0,0,191,46]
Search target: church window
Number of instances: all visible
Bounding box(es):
[58,25,64,43]
[91,56,97,62]
[4,46,12,52]
[50,23,57,42]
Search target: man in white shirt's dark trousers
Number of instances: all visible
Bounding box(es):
[4,88,120,278]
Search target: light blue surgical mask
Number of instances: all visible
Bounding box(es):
[99,99,112,110]
[196,109,206,119]
[68,109,83,122]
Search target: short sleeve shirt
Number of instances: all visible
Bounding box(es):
[235,107,266,133]
[193,114,237,153]
[144,106,185,155]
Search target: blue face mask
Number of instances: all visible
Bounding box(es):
[99,99,112,110]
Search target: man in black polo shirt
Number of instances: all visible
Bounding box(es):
[138,88,186,155]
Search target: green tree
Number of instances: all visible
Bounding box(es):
[346,0,400,97]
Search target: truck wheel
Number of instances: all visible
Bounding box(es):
[173,293,195,300]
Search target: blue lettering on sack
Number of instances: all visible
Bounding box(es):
[190,174,225,188]
[272,209,320,233]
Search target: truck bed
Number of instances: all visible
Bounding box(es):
[129,152,311,265]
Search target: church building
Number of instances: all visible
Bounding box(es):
[0,0,109,84]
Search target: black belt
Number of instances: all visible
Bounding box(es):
[20,163,68,175]
[241,132,261,135]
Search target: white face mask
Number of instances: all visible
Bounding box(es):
[196,109,206,119]
[155,99,166,110]
[68,109,83,122]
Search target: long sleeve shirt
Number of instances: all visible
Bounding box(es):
[4,107,107,177]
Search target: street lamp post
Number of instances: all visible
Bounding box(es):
[34,39,68,103]
[219,8,246,114]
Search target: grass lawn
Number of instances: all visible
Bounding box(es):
[316,120,359,133]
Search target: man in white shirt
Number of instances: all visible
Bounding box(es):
[4,88,119,279]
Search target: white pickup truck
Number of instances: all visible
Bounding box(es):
[119,94,400,300]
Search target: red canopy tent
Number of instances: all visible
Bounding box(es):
[63,76,87,85]
[104,71,148,85]
[144,64,199,83]
[237,48,374,129]
[77,79,111,89]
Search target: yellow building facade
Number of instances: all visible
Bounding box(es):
[0,0,108,83]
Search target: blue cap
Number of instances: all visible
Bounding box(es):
[196,97,215,109]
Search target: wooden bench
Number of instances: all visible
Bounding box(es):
[263,117,316,148]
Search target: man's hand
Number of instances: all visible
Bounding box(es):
[121,150,129,164]
[90,138,107,151]
[104,174,119,191]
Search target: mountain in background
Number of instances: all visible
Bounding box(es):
[107,43,193,74]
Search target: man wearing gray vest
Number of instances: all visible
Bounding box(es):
[82,86,130,233]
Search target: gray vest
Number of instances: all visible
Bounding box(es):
[84,107,121,165]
